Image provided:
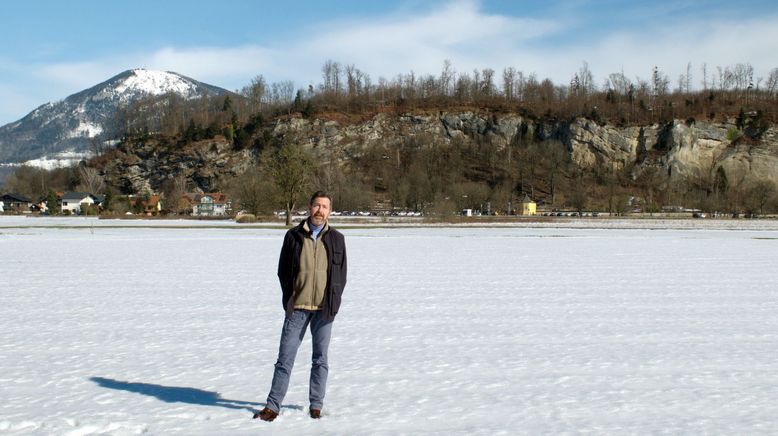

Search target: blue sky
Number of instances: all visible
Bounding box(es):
[1,0,777,125]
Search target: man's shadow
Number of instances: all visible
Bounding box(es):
[90,376,303,414]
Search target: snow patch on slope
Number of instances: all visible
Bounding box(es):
[65,121,103,139]
[23,150,90,170]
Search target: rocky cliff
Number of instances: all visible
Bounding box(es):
[100,111,778,195]
[101,137,254,194]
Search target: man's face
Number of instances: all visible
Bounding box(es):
[308,196,331,227]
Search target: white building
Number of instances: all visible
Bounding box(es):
[186,193,231,217]
[61,192,98,214]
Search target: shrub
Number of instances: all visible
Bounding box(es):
[235,213,257,223]
[726,127,742,142]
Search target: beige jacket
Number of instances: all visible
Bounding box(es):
[292,220,330,310]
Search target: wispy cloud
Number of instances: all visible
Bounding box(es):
[574,15,778,85]
[288,0,561,81]
[27,0,564,95]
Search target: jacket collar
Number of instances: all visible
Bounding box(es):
[300,219,329,238]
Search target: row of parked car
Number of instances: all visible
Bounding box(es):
[542,211,600,217]
[331,211,374,216]
[276,210,423,217]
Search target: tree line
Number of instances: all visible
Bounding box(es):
[107,59,778,143]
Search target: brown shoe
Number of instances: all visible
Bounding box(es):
[309,408,321,419]
[253,407,278,421]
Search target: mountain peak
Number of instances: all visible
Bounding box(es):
[0,69,230,165]
[110,68,200,98]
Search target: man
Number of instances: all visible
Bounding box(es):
[254,191,347,421]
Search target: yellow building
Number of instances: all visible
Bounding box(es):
[520,195,536,216]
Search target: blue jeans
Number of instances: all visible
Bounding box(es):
[266,309,333,412]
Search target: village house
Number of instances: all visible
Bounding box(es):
[184,192,231,217]
[128,195,162,216]
[520,194,537,216]
[33,191,61,214]
[1,193,33,213]
[60,192,102,215]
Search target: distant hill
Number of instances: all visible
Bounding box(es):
[0,69,231,165]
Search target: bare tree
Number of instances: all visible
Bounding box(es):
[502,67,516,100]
[577,61,595,97]
[743,180,776,216]
[264,139,315,226]
[161,174,189,214]
[439,60,454,97]
[332,61,342,95]
[471,69,481,100]
[569,172,588,214]
[77,166,105,194]
[540,140,570,205]
[607,70,631,96]
[765,68,778,95]
[685,62,693,93]
[732,63,754,90]
[345,64,358,99]
[454,72,472,102]
[321,60,337,95]
[242,75,266,114]
[635,166,663,214]
[481,68,495,97]
[227,167,277,216]
[701,63,708,90]
[652,66,670,97]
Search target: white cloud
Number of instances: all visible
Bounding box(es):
[144,46,279,87]
[289,0,562,81]
[3,0,778,126]
[569,15,778,87]
[13,0,565,101]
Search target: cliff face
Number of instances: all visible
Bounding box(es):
[101,111,778,194]
[284,112,778,185]
[101,138,254,194]
[559,118,778,187]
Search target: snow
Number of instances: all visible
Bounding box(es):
[21,150,90,170]
[113,69,197,99]
[1,219,778,434]
[66,121,103,139]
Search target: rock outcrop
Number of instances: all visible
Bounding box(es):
[100,111,778,194]
[102,137,253,194]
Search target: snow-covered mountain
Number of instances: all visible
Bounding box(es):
[0,69,231,166]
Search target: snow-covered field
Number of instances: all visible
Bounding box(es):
[2,219,778,434]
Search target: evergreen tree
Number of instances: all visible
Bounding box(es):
[293,90,304,112]
[103,188,114,212]
[46,190,59,215]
